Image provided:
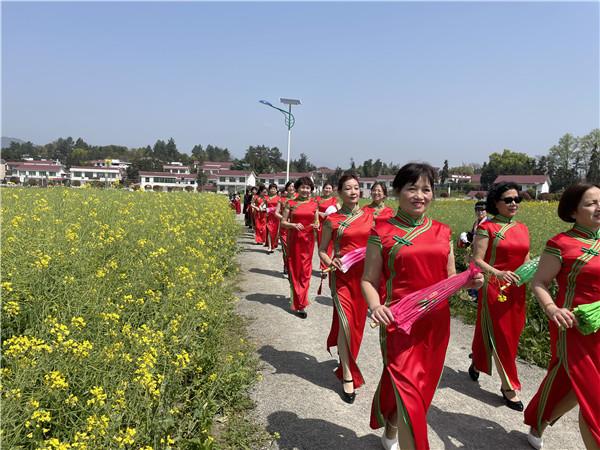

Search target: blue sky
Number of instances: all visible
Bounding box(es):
[2,1,598,168]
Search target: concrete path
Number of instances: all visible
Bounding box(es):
[235,225,583,449]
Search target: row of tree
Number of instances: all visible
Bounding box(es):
[3,129,599,191]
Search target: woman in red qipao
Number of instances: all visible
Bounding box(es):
[524,183,600,450]
[264,183,281,254]
[316,183,339,271]
[281,177,319,318]
[319,174,373,404]
[468,182,530,411]
[362,163,483,450]
[276,181,296,275]
[251,185,268,245]
[362,182,394,224]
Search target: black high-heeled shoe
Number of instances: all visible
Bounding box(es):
[341,379,356,404]
[468,363,480,381]
[501,388,524,411]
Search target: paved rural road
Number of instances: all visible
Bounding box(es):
[235,223,583,450]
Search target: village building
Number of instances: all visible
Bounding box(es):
[162,162,191,174]
[139,171,198,191]
[208,170,256,194]
[257,172,313,189]
[6,160,69,184]
[493,175,551,198]
[70,166,121,185]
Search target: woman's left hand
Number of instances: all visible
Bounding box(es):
[465,273,484,290]
[330,257,343,271]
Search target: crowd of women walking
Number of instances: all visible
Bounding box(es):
[240,163,599,450]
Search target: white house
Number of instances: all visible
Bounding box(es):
[163,162,191,174]
[358,175,395,198]
[7,160,68,183]
[70,166,122,185]
[196,161,234,175]
[139,171,198,191]
[493,175,551,198]
[257,172,313,189]
[209,170,256,194]
[89,159,131,171]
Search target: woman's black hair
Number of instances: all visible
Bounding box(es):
[268,183,278,191]
[251,186,258,193]
[485,182,520,215]
[284,180,295,191]
[257,184,267,194]
[337,173,359,191]
[557,182,600,223]
[322,182,333,190]
[294,176,314,191]
[474,200,486,210]
[392,163,436,193]
[371,181,388,197]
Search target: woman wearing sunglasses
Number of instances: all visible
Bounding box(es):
[468,182,530,411]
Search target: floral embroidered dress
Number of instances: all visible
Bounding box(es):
[317,195,338,270]
[524,225,600,446]
[286,198,318,311]
[470,215,530,390]
[368,210,452,450]
[324,207,373,389]
[265,194,281,249]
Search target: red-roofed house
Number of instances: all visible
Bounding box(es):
[257,172,312,189]
[493,175,551,198]
[196,161,234,174]
[162,162,190,174]
[7,160,68,183]
[213,170,256,193]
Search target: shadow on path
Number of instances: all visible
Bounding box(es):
[249,267,286,279]
[245,293,293,314]
[258,345,339,392]
[438,366,505,408]
[313,295,332,306]
[267,411,381,450]
[428,405,529,449]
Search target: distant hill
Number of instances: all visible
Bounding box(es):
[1,137,25,148]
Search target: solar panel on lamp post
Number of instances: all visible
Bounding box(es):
[259,98,301,183]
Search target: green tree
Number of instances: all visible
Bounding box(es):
[587,145,600,184]
[440,160,449,183]
[290,153,316,173]
[547,133,580,192]
[480,150,536,189]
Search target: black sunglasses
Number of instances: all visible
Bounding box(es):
[499,196,522,204]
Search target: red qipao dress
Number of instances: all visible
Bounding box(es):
[253,196,267,244]
[325,207,373,389]
[524,225,600,446]
[279,194,296,272]
[369,210,452,450]
[470,215,529,390]
[265,194,281,249]
[362,203,395,225]
[316,196,338,270]
[286,198,318,311]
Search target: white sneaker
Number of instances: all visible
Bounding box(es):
[381,433,398,450]
[527,429,543,449]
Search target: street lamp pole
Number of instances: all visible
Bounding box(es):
[259,98,301,183]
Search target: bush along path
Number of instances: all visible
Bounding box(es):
[235,222,584,450]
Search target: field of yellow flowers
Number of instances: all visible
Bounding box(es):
[1,188,262,449]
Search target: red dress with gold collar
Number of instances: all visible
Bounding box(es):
[368,210,452,450]
[470,215,529,390]
[324,207,373,389]
[286,198,318,311]
[253,196,267,244]
[265,194,281,249]
[524,225,600,446]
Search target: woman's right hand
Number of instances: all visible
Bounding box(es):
[495,270,520,285]
[546,304,577,329]
[295,223,305,231]
[370,304,394,326]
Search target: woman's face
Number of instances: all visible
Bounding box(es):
[323,184,333,196]
[259,189,267,196]
[397,175,433,218]
[297,184,312,198]
[286,184,296,195]
[573,186,600,229]
[495,189,520,218]
[251,188,257,195]
[371,185,386,204]
[269,186,277,195]
[339,178,360,206]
